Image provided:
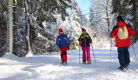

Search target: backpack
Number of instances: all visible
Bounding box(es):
[117,26,128,40]
[58,34,66,39]
[58,34,68,43]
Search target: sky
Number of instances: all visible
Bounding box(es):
[76,0,92,15]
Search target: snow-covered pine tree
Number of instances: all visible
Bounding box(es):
[67,0,87,49]
[6,0,73,56]
[44,0,85,50]
[132,0,138,43]
[0,0,8,57]
[89,0,112,48]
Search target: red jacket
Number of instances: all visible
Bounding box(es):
[110,22,135,47]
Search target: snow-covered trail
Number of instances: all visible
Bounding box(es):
[0,48,138,80]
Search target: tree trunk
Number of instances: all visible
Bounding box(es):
[106,8,110,33]
[133,0,138,43]
[26,19,33,56]
[12,6,17,55]
[8,0,13,54]
[6,19,9,52]
[106,0,110,33]
[30,25,33,55]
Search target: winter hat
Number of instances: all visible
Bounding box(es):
[117,16,124,22]
[82,28,86,32]
[59,28,63,33]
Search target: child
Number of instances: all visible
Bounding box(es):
[78,28,92,64]
[110,16,135,70]
[56,28,70,65]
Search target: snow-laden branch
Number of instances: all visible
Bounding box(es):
[63,0,74,6]
[85,10,111,15]
[101,17,111,19]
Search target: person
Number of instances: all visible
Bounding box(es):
[78,28,92,64]
[56,28,70,65]
[110,16,135,70]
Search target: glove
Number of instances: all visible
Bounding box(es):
[79,41,82,46]
[58,47,61,50]
[67,46,70,50]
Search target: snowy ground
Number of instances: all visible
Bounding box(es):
[0,46,138,80]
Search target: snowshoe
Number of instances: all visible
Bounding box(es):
[87,61,92,64]
[82,62,86,64]
[64,62,67,65]
[125,63,129,69]
[61,62,64,64]
[118,66,126,72]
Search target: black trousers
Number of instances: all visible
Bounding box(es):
[117,47,130,66]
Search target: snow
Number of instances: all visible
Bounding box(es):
[2,0,138,79]
[0,45,138,80]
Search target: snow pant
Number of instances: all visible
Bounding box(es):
[117,47,130,66]
[82,46,91,62]
[60,46,68,62]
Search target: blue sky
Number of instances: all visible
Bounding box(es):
[77,0,91,15]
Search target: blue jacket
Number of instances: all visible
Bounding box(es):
[56,34,70,48]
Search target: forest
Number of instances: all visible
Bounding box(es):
[0,0,138,57]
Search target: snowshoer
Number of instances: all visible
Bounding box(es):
[56,28,70,65]
[78,28,92,64]
[110,16,135,70]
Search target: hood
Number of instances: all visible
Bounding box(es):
[116,21,126,28]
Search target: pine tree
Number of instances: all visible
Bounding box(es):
[4,0,73,56]
[89,0,112,48]
[16,0,72,23]
[132,0,138,43]
[0,0,8,57]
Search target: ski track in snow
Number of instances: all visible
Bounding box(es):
[0,48,138,80]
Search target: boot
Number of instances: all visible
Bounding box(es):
[82,62,86,64]
[87,61,92,64]
[64,61,67,65]
[119,65,125,70]
[61,61,64,64]
[125,63,129,68]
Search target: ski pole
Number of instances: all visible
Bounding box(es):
[79,46,80,64]
[110,39,112,67]
[132,43,138,62]
[91,44,96,62]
